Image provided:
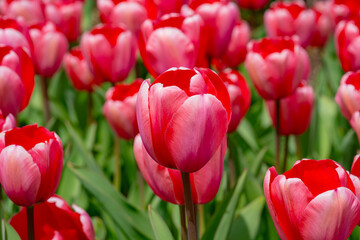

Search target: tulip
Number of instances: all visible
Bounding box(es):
[0,18,32,54]
[63,47,97,92]
[136,67,231,173]
[335,71,360,121]
[351,154,360,180]
[236,0,269,10]
[0,46,35,116]
[245,37,310,100]
[10,195,95,240]
[0,0,45,26]
[350,111,360,144]
[81,24,137,84]
[335,19,360,72]
[103,79,142,140]
[146,0,185,20]
[264,1,316,48]
[44,0,83,42]
[266,81,314,136]
[309,6,333,48]
[138,13,205,77]
[134,134,226,204]
[0,124,63,207]
[264,159,360,240]
[218,69,251,133]
[0,111,15,132]
[331,0,360,24]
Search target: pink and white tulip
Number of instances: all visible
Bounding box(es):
[0,18,32,54]
[0,0,45,26]
[0,111,16,132]
[351,111,360,144]
[310,5,333,48]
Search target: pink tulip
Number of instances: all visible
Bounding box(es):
[266,81,314,136]
[331,0,360,24]
[351,154,360,180]
[10,195,94,240]
[245,37,310,100]
[335,71,360,121]
[29,22,68,78]
[138,13,205,77]
[136,67,231,172]
[0,124,63,207]
[134,134,226,204]
[81,24,137,84]
[44,0,83,41]
[218,69,251,133]
[0,111,15,132]
[236,0,269,10]
[0,18,32,54]
[145,0,185,20]
[0,46,35,116]
[264,159,360,240]
[350,111,360,144]
[309,6,333,48]
[103,79,142,140]
[63,47,97,92]
[0,0,45,26]
[264,1,316,47]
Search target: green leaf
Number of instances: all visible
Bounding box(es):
[5,222,20,240]
[148,205,175,240]
[238,120,259,150]
[250,147,267,176]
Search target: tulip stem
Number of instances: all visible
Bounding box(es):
[282,136,289,173]
[40,77,51,124]
[113,137,121,191]
[275,99,281,172]
[88,93,93,125]
[179,205,187,240]
[181,171,198,240]
[137,171,145,209]
[26,206,34,240]
[295,135,302,159]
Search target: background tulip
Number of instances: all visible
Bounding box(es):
[351,111,360,144]
[237,0,269,10]
[0,0,45,26]
[10,195,95,240]
[0,18,32,54]
[136,67,231,173]
[264,159,360,240]
[0,124,63,207]
[245,37,310,100]
[146,0,185,20]
[331,0,360,24]
[0,111,15,132]
[309,5,333,48]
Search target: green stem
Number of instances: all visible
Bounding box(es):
[88,93,93,125]
[40,77,50,124]
[26,206,34,240]
[181,171,198,240]
[295,135,302,160]
[179,205,187,240]
[275,99,281,172]
[137,171,145,209]
[113,137,121,191]
[282,136,289,173]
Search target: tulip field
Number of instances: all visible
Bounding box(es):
[2,0,360,239]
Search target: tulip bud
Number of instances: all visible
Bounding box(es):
[309,6,333,48]
[219,69,251,133]
[0,18,32,54]
[103,79,142,140]
[134,134,226,204]
[237,0,269,10]
[245,37,310,100]
[0,111,15,132]
[136,67,231,172]
[10,195,94,240]
[264,159,360,240]
[0,124,63,207]
[266,81,314,136]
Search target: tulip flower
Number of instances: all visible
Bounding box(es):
[266,81,314,136]
[351,154,360,179]
[237,0,269,10]
[81,24,137,84]
[139,13,205,77]
[0,124,63,207]
[309,6,333,48]
[134,134,226,204]
[335,18,360,72]
[264,159,360,240]
[245,37,310,100]
[218,69,251,133]
[351,111,360,144]
[264,1,316,47]
[146,0,185,20]
[331,0,360,24]
[0,46,35,116]
[10,195,95,240]
[0,111,15,132]
[335,71,360,121]
[0,18,32,54]
[0,0,45,26]
[63,47,97,92]
[136,67,231,173]
[103,79,142,140]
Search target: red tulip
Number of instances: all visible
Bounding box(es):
[309,5,333,48]
[264,159,360,240]
[335,71,360,121]
[136,67,231,172]
[44,0,83,41]
[266,81,314,136]
[0,124,63,207]
[0,111,15,132]
[0,18,32,54]
[134,134,226,204]
[351,111,360,144]
[0,0,45,26]
[331,0,360,24]
[103,79,142,140]
[219,69,251,133]
[264,1,316,47]
[81,24,137,84]
[145,0,185,20]
[139,13,204,77]
[245,37,310,100]
[335,18,360,72]
[10,195,95,240]
[63,47,97,92]
[237,0,269,10]
[29,22,69,78]
[352,154,360,180]
[0,46,35,116]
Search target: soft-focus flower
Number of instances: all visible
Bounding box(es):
[331,0,360,24]
[0,46,35,116]
[309,5,333,48]
[146,0,185,20]
[335,71,360,121]
[10,195,94,240]
[134,134,226,204]
[264,159,360,240]
[81,24,137,84]
[103,79,142,140]
[63,47,97,92]
[0,111,15,132]
[245,37,310,100]
[137,67,231,172]
[219,69,251,133]
[237,0,269,10]
[29,22,68,78]
[139,13,204,77]
[0,0,45,26]
[264,1,316,47]
[0,18,32,54]
[0,124,63,207]
[351,154,360,179]
[351,111,360,144]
